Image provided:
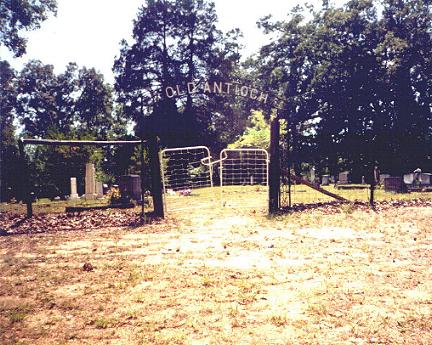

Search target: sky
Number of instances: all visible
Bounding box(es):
[0,0,335,84]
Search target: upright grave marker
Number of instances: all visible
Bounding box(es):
[338,171,350,184]
[70,177,79,200]
[321,175,330,186]
[310,167,316,183]
[85,163,96,200]
[96,181,104,199]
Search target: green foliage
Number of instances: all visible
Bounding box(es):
[114,0,243,148]
[10,59,132,198]
[253,0,432,176]
[16,60,114,139]
[228,111,270,149]
[0,60,20,201]
[0,0,57,57]
[3,59,139,199]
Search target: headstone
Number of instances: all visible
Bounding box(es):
[374,166,381,183]
[420,173,432,185]
[338,171,350,184]
[300,173,308,182]
[310,167,316,183]
[321,175,330,186]
[384,177,406,193]
[85,163,96,200]
[96,181,104,198]
[118,175,142,201]
[69,177,79,200]
[404,172,432,186]
[379,174,391,185]
[413,168,422,186]
[403,173,415,185]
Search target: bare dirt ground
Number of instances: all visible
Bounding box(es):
[1,204,431,344]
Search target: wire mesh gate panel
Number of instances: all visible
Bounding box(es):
[160,146,215,212]
[160,146,269,213]
[219,148,269,209]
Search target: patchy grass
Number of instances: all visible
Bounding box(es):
[0,202,431,344]
[0,197,154,216]
[2,184,432,216]
[93,317,111,329]
[286,184,432,205]
[0,197,110,214]
[163,184,432,213]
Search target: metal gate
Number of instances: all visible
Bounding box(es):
[219,148,269,209]
[160,146,215,212]
[160,146,269,213]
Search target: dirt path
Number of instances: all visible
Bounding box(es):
[1,205,431,344]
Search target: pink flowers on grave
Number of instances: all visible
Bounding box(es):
[166,188,192,196]
[178,189,192,196]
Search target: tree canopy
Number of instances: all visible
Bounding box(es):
[253,0,432,177]
[114,0,242,147]
[1,0,431,200]
[0,0,57,57]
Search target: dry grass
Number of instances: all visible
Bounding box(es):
[0,198,110,214]
[1,202,431,344]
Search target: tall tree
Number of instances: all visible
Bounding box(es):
[0,60,20,201]
[14,60,116,198]
[255,0,432,177]
[16,60,61,137]
[16,60,114,139]
[114,0,242,148]
[0,0,57,57]
[377,0,432,173]
[74,67,114,138]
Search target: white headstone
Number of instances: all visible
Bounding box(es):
[310,167,316,183]
[70,177,79,200]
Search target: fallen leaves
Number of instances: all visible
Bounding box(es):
[281,198,432,214]
[0,209,158,235]
[1,198,431,236]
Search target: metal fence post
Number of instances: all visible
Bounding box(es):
[18,139,33,218]
[268,118,280,214]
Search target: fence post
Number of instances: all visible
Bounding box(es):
[370,165,377,209]
[269,118,280,214]
[148,135,164,218]
[18,139,33,218]
[140,139,146,221]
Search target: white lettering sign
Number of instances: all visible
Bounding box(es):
[164,81,271,104]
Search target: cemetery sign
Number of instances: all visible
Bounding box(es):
[164,80,279,106]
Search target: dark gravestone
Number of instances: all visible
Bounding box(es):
[118,175,142,201]
[384,177,406,193]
